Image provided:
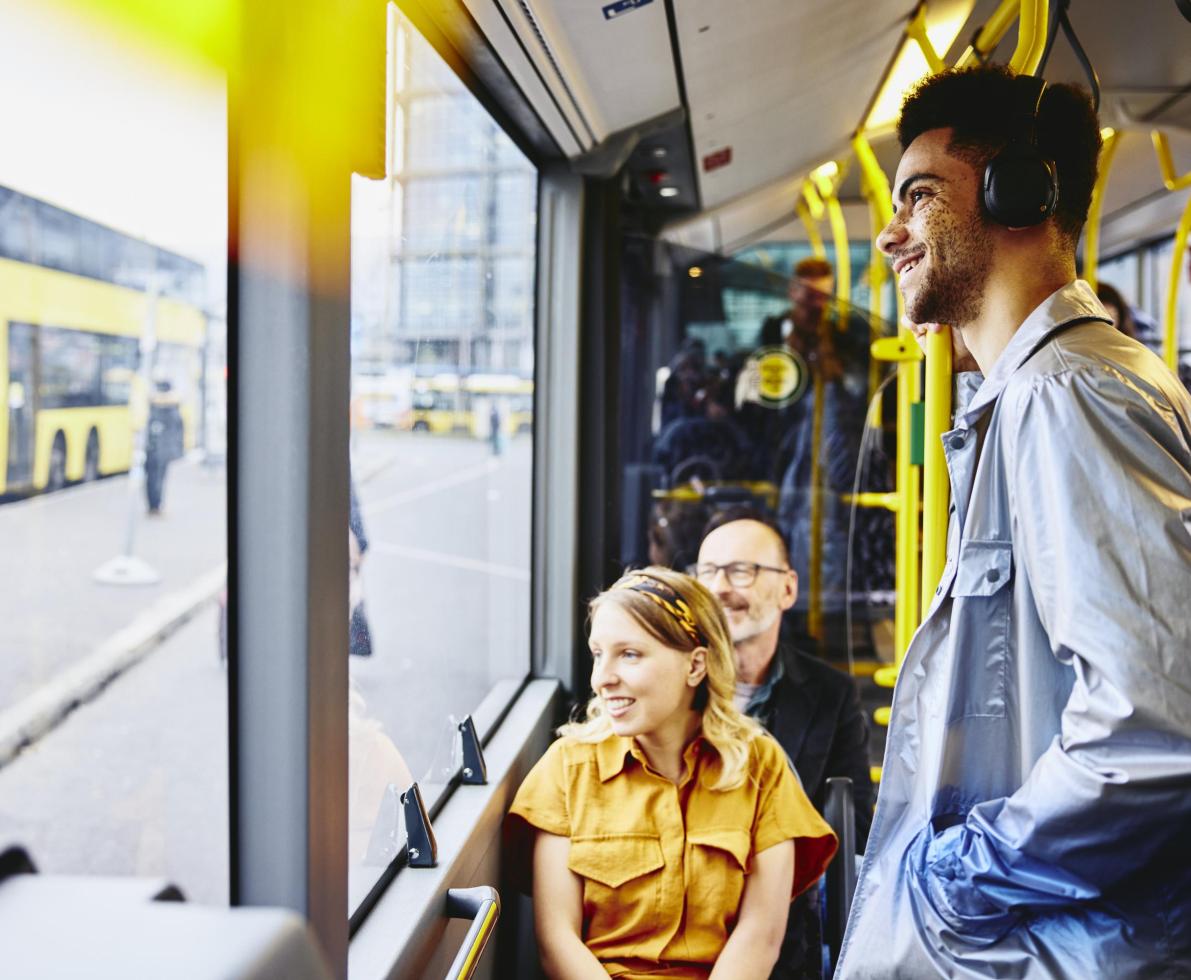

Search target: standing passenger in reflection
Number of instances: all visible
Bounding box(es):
[506,568,837,979]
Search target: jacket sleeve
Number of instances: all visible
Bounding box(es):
[916,367,1191,939]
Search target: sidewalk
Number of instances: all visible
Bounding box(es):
[0,432,403,766]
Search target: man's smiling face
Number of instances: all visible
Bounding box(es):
[878,127,996,328]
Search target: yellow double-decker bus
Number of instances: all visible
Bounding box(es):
[0,186,207,495]
[402,372,533,437]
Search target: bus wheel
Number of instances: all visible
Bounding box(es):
[48,433,67,491]
[84,430,100,482]
[412,420,430,433]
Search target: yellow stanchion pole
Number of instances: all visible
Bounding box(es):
[1083,129,1120,292]
[920,329,952,618]
[1151,131,1191,372]
[1009,0,1048,75]
[1163,197,1191,374]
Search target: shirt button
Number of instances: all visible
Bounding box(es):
[948,433,966,450]
[986,568,1001,583]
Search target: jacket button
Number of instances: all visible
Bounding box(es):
[948,434,966,450]
[986,568,1001,583]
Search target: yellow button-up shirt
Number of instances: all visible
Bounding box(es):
[507,732,837,978]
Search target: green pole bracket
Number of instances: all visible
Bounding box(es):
[909,400,926,466]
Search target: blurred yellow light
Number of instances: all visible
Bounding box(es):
[1101,127,1116,141]
[865,10,970,134]
[688,266,703,279]
[812,161,839,182]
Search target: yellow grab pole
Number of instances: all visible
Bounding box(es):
[1009,0,1049,76]
[808,369,826,643]
[1152,130,1191,192]
[905,4,946,74]
[920,329,952,618]
[1164,195,1191,373]
[1150,131,1191,371]
[797,198,827,261]
[870,335,922,670]
[814,170,851,305]
[956,0,1021,67]
[1083,128,1120,292]
[895,337,921,663]
[854,132,894,421]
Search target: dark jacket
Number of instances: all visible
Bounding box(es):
[758,641,874,845]
[747,637,874,979]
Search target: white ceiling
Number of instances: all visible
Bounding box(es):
[473,0,1191,252]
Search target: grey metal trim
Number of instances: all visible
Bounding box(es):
[230,101,350,980]
[532,170,584,689]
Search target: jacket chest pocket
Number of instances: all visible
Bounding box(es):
[568,834,664,942]
[685,827,751,926]
[947,539,1013,720]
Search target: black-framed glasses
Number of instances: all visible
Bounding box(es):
[688,561,789,588]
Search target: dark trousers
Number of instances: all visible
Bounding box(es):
[145,455,169,511]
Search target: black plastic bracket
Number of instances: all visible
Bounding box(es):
[458,715,488,785]
[401,781,438,868]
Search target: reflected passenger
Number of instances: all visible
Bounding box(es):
[506,567,836,979]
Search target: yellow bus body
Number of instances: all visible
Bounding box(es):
[0,257,205,495]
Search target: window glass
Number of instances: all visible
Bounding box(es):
[618,237,897,665]
[0,3,228,904]
[346,4,535,911]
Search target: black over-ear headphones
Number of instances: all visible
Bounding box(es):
[982,74,1059,227]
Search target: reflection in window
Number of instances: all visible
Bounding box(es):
[347,4,536,912]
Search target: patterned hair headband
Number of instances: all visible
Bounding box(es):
[614,574,707,647]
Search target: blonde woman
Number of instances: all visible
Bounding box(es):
[506,567,837,979]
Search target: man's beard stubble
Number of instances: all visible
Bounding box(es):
[906,207,995,328]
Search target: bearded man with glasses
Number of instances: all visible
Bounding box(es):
[693,505,873,979]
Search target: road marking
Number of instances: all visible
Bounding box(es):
[370,542,529,582]
[366,458,499,515]
[0,563,226,769]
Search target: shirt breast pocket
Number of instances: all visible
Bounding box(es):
[948,539,1013,720]
[686,827,751,921]
[568,833,664,940]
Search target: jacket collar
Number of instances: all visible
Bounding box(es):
[957,280,1111,427]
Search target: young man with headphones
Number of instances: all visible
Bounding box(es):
[836,67,1191,978]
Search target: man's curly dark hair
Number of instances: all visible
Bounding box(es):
[897,65,1101,247]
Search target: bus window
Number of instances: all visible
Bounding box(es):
[346,4,536,911]
[618,239,898,660]
[0,2,228,904]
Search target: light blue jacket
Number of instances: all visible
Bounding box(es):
[837,281,1191,978]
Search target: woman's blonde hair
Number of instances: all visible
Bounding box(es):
[559,565,764,790]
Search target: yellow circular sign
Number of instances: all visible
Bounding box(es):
[740,346,808,409]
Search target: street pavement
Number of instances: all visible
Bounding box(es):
[0,429,533,905]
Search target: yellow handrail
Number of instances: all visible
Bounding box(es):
[1152,130,1191,192]
[1008,0,1049,75]
[1083,128,1120,292]
[1150,131,1191,371]
[920,329,952,618]
[797,198,827,260]
[808,369,826,643]
[1165,197,1191,373]
[905,3,946,75]
[955,0,1021,67]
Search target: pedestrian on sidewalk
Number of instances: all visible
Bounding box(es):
[145,378,184,515]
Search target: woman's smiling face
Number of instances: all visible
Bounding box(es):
[588,602,701,741]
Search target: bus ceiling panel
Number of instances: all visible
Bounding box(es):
[672,0,977,212]
[468,0,681,155]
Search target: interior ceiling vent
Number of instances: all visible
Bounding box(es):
[510,0,597,145]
